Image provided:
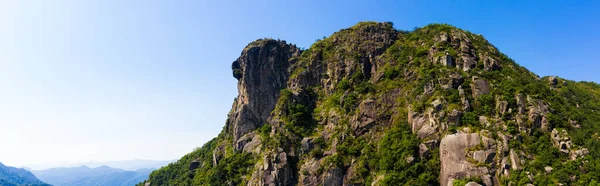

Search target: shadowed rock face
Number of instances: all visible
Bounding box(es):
[228,39,302,150]
[471,76,490,99]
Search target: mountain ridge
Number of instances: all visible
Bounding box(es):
[24,159,172,171]
[32,165,153,186]
[139,22,600,186]
[0,162,50,186]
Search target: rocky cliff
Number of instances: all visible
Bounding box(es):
[139,22,600,186]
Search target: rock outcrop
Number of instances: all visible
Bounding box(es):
[471,76,490,98]
[228,39,302,150]
[440,133,497,186]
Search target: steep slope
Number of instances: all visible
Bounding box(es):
[139,22,600,186]
[0,162,50,186]
[32,166,152,186]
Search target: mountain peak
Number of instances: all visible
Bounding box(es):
[141,21,600,186]
[0,162,50,186]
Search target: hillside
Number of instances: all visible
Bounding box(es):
[32,166,152,186]
[0,162,50,186]
[139,22,600,186]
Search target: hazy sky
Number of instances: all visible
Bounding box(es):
[1,0,598,168]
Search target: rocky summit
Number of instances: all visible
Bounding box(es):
[138,22,600,186]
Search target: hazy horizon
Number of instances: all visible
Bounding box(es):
[1,0,599,168]
[19,159,175,171]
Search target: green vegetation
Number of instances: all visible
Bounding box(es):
[193,153,254,186]
[277,89,317,137]
[135,136,256,186]
[377,124,440,185]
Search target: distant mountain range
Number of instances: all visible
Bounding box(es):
[32,166,153,186]
[0,162,50,186]
[25,159,173,171]
[66,159,173,171]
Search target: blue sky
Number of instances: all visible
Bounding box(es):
[0,0,598,168]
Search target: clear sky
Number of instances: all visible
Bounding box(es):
[0,0,598,168]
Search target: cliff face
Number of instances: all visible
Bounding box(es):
[228,39,302,151]
[140,22,600,186]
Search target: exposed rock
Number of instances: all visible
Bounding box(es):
[432,99,444,112]
[237,132,262,154]
[448,109,462,126]
[496,97,509,116]
[228,39,302,150]
[551,128,572,154]
[466,182,482,186]
[479,116,490,127]
[436,32,450,43]
[570,148,589,160]
[213,143,226,166]
[481,174,493,186]
[299,158,321,185]
[482,56,501,71]
[459,42,472,54]
[406,156,415,164]
[424,80,435,95]
[250,151,296,186]
[500,157,511,177]
[515,94,526,114]
[526,171,534,182]
[471,135,497,164]
[569,119,581,128]
[298,22,398,91]
[441,73,464,90]
[472,148,496,164]
[417,120,439,139]
[371,175,384,186]
[509,149,521,170]
[342,162,360,184]
[461,56,477,72]
[409,108,427,133]
[498,133,510,153]
[301,137,316,154]
[440,133,495,186]
[548,76,559,87]
[451,30,474,56]
[440,54,456,67]
[419,143,430,158]
[459,86,472,111]
[323,167,343,186]
[471,76,490,98]
[540,117,550,132]
[355,99,377,134]
[526,96,550,132]
[545,166,553,174]
[408,107,440,139]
